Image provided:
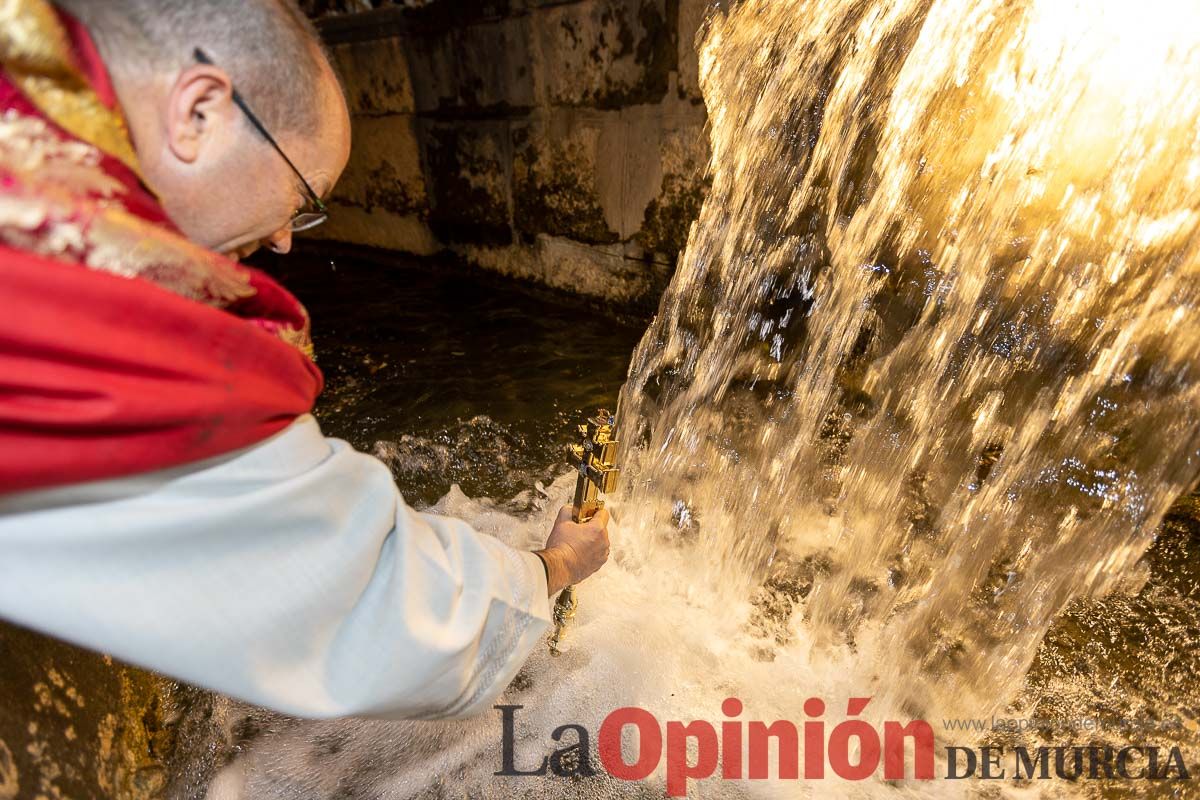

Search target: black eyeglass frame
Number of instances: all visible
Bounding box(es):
[193,48,328,232]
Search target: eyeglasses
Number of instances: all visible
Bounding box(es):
[194,48,328,232]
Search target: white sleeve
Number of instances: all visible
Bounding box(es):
[0,414,553,720]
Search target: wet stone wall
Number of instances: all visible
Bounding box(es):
[300,0,711,306]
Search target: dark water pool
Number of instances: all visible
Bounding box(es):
[266,246,648,506]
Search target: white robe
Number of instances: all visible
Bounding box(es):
[0,414,552,720]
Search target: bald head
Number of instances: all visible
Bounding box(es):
[55,0,351,260]
[57,0,334,135]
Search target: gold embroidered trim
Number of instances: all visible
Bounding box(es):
[0,107,256,307]
[0,0,143,178]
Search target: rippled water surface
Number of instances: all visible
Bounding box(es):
[267,247,648,506]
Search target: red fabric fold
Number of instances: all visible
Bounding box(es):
[0,247,323,493]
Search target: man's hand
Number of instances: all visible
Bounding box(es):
[535,505,611,596]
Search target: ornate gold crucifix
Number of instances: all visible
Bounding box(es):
[548,408,620,656]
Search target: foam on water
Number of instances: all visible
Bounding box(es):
[202,474,983,799]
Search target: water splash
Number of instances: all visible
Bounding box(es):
[200,474,949,799]
[617,0,1200,724]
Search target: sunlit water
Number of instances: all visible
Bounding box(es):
[196,0,1200,796]
[619,0,1200,729]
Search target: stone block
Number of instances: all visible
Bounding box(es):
[637,120,709,259]
[333,114,428,217]
[455,234,671,306]
[404,15,539,114]
[0,620,224,800]
[349,115,426,214]
[534,0,675,108]
[329,37,415,115]
[511,114,620,245]
[423,121,513,244]
[593,107,665,240]
[677,0,708,101]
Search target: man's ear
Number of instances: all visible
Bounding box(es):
[166,65,236,164]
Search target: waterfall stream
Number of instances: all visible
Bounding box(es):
[617,0,1200,726]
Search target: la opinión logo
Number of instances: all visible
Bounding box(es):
[495,699,1192,795]
[495,697,936,796]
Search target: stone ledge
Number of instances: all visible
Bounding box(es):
[453,234,673,308]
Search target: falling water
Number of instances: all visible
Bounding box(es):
[617,0,1200,724]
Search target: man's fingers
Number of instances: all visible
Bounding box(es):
[557,505,610,528]
[590,508,611,551]
[544,504,613,585]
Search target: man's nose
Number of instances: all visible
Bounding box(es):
[266,226,293,255]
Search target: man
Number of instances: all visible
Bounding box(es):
[0,0,610,719]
